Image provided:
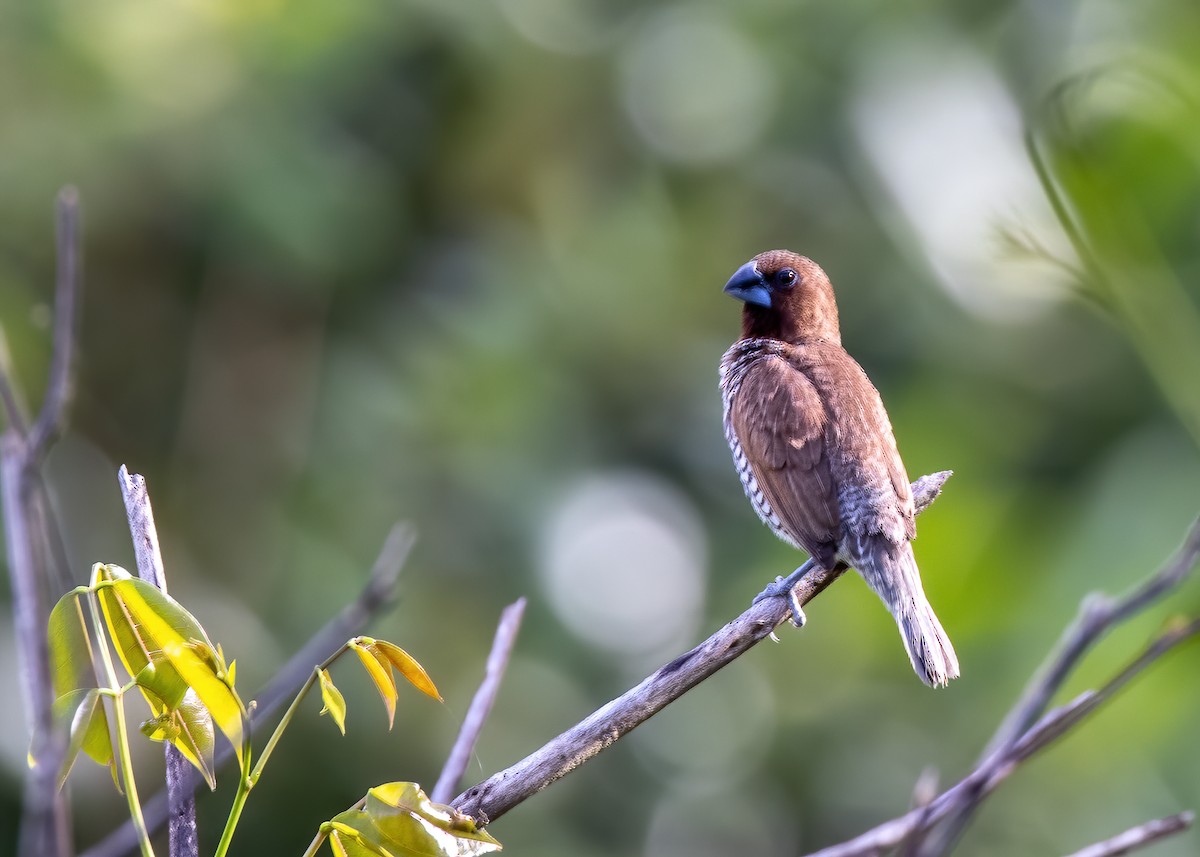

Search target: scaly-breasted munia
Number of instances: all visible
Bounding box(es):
[720,250,959,687]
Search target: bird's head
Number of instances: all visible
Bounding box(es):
[723,250,841,344]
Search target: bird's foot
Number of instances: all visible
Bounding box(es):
[752,568,807,627]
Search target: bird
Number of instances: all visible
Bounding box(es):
[719,249,959,687]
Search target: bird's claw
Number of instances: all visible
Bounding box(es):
[752,575,807,627]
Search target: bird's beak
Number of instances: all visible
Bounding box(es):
[723,261,772,309]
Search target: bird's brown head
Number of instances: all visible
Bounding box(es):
[723,250,841,344]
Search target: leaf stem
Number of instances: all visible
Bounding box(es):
[212,776,251,857]
[300,826,330,857]
[213,644,351,857]
[87,593,155,857]
[250,644,349,785]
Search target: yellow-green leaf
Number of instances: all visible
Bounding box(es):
[94,568,246,772]
[327,829,357,857]
[94,566,188,713]
[141,689,216,790]
[319,668,346,735]
[52,688,116,791]
[47,588,98,698]
[351,641,398,729]
[366,639,442,703]
[322,784,502,857]
[326,818,394,857]
[365,782,501,856]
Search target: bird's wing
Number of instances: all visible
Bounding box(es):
[730,355,840,564]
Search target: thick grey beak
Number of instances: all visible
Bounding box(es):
[722,261,771,309]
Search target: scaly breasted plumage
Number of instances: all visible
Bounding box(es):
[720,250,959,686]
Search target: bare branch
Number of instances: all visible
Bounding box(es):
[451,471,954,824]
[118,466,168,590]
[1063,812,1194,857]
[806,520,1200,854]
[433,597,527,804]
[803,589,1200,856]
[1,188,85,857]
[118,465,197,857]
[986,516,1200,759]
[3,432,70,857]
[79,522,415,857]
[27,188,83,467]
[917,516,1200,855]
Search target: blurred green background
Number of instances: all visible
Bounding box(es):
[3,0,1200,855]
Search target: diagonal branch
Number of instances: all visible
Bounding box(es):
[1062,811,1194,857]
[432,597,527,803]
[985,517,1200,759]
[807,620,1200,857]
[451,471,953,824]
[915,515,1200,856]
[804,519,1200,857]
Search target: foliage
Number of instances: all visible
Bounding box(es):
[42,564,457,857]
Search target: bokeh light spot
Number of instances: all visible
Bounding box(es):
[618,8,776,164]
[539,471,707,660]
[852,43,1076,320]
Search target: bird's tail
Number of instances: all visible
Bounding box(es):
[854,538,959,688]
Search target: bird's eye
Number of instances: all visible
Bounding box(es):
[777,268,798,288]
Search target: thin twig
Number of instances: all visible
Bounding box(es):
[807,623,1200,857]
[432,598,527,804]
[0,325,30,433]
[1063,811,1194,857]
[79,523,415,857]
[802,528,1200,857]
[0,337,72,591]
[986,517,1200,758]
[917,516,1200,856]
[451,471,954,824]
[118,465,198,857]
[27,188,82,467]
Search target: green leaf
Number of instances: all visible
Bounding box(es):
[141,688,217,789]
[322,782,504,857]
[47,588,98,698]
[51,688,117,791]
[326,817,395,857]
[359,638,443,703]
[327,831,350,857]
[351,641,398,729]
[319,668,347,735]
[367,782,501,854]
[322,782,501,857]
[93,564,183,713]
[93,565,247,772]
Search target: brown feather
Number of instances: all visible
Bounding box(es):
[728,353,839,569]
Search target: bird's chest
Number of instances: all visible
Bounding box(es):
[720,346,796,546]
